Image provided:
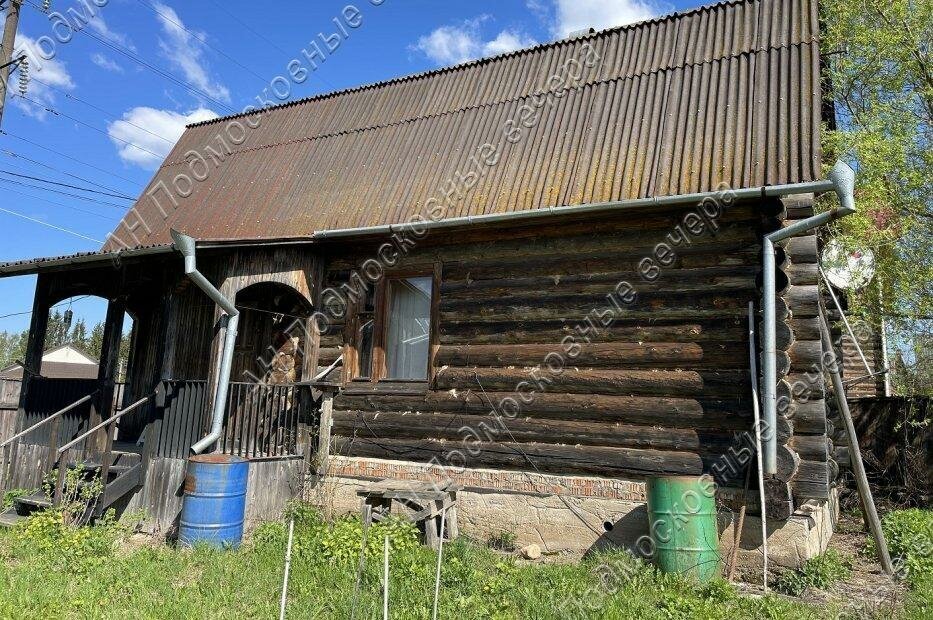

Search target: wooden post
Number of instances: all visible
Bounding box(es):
[16,275,52,422]
[93,297,126,455]
[316,390,334,475]
[818,311,894,575]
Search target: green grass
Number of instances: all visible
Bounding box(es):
[0,505,829,620]
[775,549,853,596]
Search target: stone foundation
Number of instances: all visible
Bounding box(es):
[307,456,837,569]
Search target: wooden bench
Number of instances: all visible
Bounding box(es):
[357,479,460,549]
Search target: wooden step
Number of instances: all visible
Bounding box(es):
[15,492,52,509]
[0,509,25,528]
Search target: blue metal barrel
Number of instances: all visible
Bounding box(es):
[178,454,249,549]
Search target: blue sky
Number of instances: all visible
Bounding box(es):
[0,0,692,332]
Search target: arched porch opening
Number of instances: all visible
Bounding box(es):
[218,281,317,458]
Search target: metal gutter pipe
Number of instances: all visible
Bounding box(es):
[760,160,856,474]
[171,228,240,455]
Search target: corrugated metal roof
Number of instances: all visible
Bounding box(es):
[104,0,822,251]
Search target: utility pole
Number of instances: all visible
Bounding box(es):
[0,0,24,129]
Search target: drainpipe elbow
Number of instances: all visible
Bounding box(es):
[829,160,856,215]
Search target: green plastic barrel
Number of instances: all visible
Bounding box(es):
[646,476,720,583]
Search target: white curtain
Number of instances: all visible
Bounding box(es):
[385,277,432,379]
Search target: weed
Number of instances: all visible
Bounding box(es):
[1,488,32,510]
[869,508,933,586]
[487,529,518,552]
[775,549,853,596]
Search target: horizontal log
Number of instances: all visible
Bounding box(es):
[789,434,831,462]
[440,290,771,324]
[784,236,818,264]
[784,285,820,317]
[331,436,714,478]
[784,262,818,286]
[333,390,753,430]
[317,347,342,365]
[440,319,748,346]
[436,225,759,268]
[777,373,825,402]
[436,342,747,369]
[788,317,821,341]
[442,268,758,300]
[434,367,751,398]
[775,444,801,482]
[790,459,830,500]
[443,245,762,282]
[786,399,828,434]
[788,340,823,371]
[331,411,738,453]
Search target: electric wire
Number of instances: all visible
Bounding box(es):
[0,169,135,200]
[0,206,104,243]
[134,0,271,87]
[29,76,176,145]
[20,0,237,113]
[0,295,93,321]
[0,130,141,186]
[0,175,131,209]
[13,94,166,159]
[0,148,138,198]
[0,182,120,220]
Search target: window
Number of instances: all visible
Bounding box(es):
[351,272,436,383]
[384,276,432,379]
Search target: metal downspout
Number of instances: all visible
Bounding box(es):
[760,160,856,474]
[170,229,241,455]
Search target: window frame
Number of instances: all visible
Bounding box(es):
[345,263,440,388]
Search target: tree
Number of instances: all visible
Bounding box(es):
[821,0,933,395]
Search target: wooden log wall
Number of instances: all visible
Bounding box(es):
[322,202,803,486]
[776,195,832,502]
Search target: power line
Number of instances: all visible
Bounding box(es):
[0,295,93,321]
[0,183,119,220]
[20,0,236,112]
[134,0,271,87]
[1,130,142,186]
[0,169,135,200]
[30,76,175,145]
[0,175,130,209]
[204,0,340,93]
[13,94,166,159]
[78,26,237,113]
[0,148,137,198]
[0,206,103,243]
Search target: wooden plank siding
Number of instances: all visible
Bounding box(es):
[322,201,806,487]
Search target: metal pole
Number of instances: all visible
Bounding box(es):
[278,517,295,620]
[382,535,390,620]
[748,302,769,592]
[0,0,23,129]
[818,311,894,575]
[820,265,873,375]
[431,506,447,620]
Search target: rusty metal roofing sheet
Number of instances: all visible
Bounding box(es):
[103,0,822,251]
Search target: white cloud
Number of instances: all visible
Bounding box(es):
[87,14,135,51]
[152,2,230,103]
[90,52,123,73]
[482,30,537,56]
[108,106,217,169]
[414,17,536,66]
[11,34,75,120]
[532,0,661,39]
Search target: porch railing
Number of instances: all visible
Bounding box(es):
[154,380,317,459]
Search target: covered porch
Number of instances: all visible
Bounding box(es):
[0,239,327,531]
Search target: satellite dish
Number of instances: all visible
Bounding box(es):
[821,239,876,290]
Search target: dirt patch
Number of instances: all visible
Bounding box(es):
[797,512,906,617]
